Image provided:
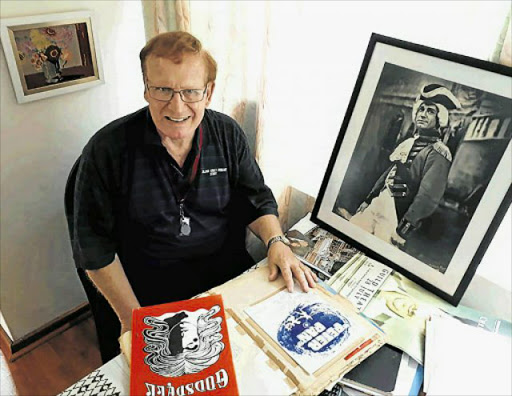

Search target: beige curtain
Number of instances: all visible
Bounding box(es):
[175,0,191,32]
[491,10,512,67]
[187,2,271,164]
[141,0,171,39]
[498,17,511,66]
[141,0,190,40]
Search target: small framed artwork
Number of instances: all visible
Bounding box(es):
[0,11,103,103]
[312,33,512,305]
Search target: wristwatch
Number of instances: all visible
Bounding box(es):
[267,235,288,251]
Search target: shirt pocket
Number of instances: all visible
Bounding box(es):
[194,170,231,213]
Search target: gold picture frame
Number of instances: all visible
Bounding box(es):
[1,11,104,103]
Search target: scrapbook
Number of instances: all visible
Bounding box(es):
[130,294,238,396]
[209,265,386,395]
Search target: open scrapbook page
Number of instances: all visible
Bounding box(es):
[245,289,370,375]
[209,265,386,395]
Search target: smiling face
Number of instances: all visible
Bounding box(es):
[144,54,215,143]
[414,102,439,130]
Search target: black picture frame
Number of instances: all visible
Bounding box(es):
[311,33,512,305]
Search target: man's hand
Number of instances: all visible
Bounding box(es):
[267,241,317,293]
[391,230,406,248]
[119,330,132,366]
[248,214,317,292]
[356,202,369,214]
[86,256,140,366]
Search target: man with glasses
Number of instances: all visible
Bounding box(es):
[70,31,316,363]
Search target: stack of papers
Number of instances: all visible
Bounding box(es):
[424,315,512,395]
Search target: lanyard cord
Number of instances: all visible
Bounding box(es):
[170,124,203,205]
[175,125,203,236]
[189,124,203,187]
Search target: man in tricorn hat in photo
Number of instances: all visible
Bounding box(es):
[348,84,461,247]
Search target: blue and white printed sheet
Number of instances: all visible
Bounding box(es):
[245,290,366,374]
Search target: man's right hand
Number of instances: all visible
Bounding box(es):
[85,256,140,365]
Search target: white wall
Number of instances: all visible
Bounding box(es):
[0,0,146,340]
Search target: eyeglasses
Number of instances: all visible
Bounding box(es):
[146,84,208,103]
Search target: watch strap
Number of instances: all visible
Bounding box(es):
[267,235,288,251]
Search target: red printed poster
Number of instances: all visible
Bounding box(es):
[130,295,239,396]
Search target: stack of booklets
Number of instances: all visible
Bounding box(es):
[130,266,386,395]
[424,315,511,395]
[285,214,511,396]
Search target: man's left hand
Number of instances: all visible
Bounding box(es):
[267,241,317,293]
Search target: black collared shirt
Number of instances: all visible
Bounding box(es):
[72,107,277,303]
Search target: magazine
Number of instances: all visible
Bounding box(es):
[130,295,238,396]
[284,216,360,280]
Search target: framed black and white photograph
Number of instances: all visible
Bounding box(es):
[0,10,103,103]
[312,33,512,305]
